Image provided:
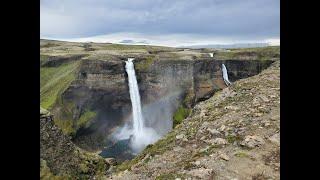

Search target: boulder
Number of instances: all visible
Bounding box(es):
[105,158,117,166]
[268,133,280,146]
[207,128,221,136]
[218,125,226,132]
[212,138,228,145]
[240,135,265,148]
[176,134,185,140]
[219,153,230,161]
[186,167,215,179]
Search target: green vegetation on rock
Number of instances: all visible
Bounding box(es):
[54,108,97,136]
[52,101,77,136]
[77,150,109,178]
[40,61,80,109]
[173,105,191,128]
[40,159,70,180]
[41,42,59,48]
[135,56,155,71]
[102,44,149,51]
[40,52,97,136]
[40,54,50,66]
[54,119,76,136]
[40,107,51,117]
[234,151,249,158]
[226,134,243,144]
[214,46,280,60]
[183,88,195,108]
[77,109,97,128]
[40,109,109,179]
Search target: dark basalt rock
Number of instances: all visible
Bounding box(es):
[138,58,274,106]
[58,60,131,150]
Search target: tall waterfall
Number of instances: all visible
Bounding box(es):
[125,58,145,135]
[222,64,232,86]
[125,58,160,153]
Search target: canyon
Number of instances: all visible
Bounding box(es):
[40,39,280,179]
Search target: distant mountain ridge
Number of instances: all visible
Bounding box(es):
[118,39,150,44]
[179,43,270,49]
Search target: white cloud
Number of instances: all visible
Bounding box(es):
[40,6,81,37]
[42,32,279,47]
[40,0,279,40]
[265,38,280,46]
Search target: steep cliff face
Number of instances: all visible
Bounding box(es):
[56,59,131,150]
[136,58,274,106]
[40,108,109,179]
[136,59,194,103]
[192,59,274,103]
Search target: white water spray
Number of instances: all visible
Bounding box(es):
[126,58,145,135]
[125,58,160,153]
[222,64,232,86]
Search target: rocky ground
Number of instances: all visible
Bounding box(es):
[109,61,280,180]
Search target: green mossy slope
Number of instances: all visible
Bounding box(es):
[40,61,80,109]
[214,46,280,60]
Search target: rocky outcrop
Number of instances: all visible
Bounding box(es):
[40,107,109,179]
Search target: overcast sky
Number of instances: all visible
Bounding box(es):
[40,0,280,46]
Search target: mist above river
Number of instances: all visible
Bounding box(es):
[112,89,182,153]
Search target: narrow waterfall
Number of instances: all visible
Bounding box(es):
[125,58,144,136]
[222,64,232,86]
[125,58,160,153]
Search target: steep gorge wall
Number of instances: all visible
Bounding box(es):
[54,57,274,150]
[58,59,131,150]
[40,109,109,179]
[192,59,273,103]
[137,59,194,103]
[136,58,273,105]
